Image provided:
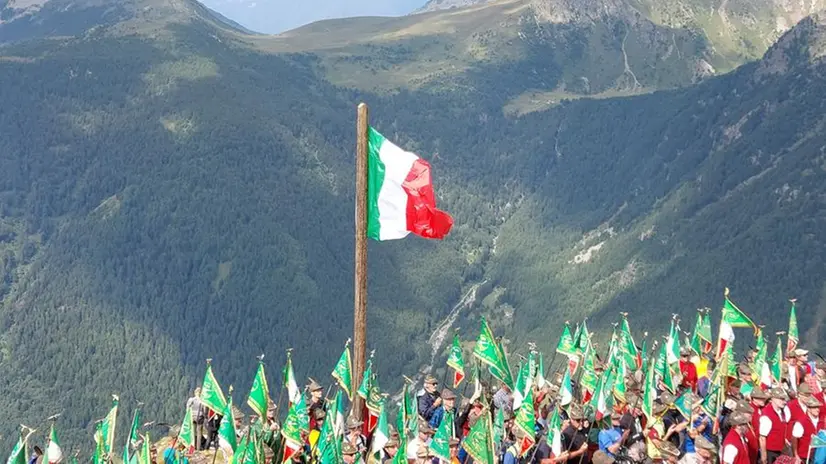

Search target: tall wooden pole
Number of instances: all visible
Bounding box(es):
[353,102,369,419]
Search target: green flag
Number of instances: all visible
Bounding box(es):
[100,395,119,456]
[357,356,374,400]
[513,390,536,456]
[178,406,194,449]
[6,428,31,464]
[391,428,407,464]
[673,391,694,420]
[574,321,590,354]
[556,323,576,356]
[234,433,257,464]
[138,434,151,464]
[613,358,627,404]
[472,317,513,389]
[430,410,454,462]
[513,359,532,411]
[247,361,270,421]
[331,341,353,400]
[44,423,63,464]
[93,423,105,464]
[620,315,641,369]
[641,360,655,420]
[752,329,767,379]
[655,344,676,393]
[200,363,228,414]
[123,407,142,464]
[218,393,238,453]
[560,368,573,406]
[281,395,309,462]
[492,406,504,452]
[447,332,466,388]
[770,336,783,383]
[718,288,756,359]
[788,300,799,353]
[463,407,495,464]
[318,391,342,464]
[370,398,390,457]
[701,382,721,417]
[691,311,713,355]
[535,352,546,389]
[283,352,301,405]
[404,381,419,437]
[579,348,598,396]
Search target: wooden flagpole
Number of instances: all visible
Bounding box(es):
[353,102,369,419]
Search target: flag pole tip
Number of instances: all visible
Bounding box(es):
[724,287,730,296]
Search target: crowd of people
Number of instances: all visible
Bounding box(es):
[164,344,826,464]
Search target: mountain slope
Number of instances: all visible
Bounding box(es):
[1,0,826,455]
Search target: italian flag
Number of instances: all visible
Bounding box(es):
[716,289,756,360]
[46,424,63,464]
[367,127,453,241]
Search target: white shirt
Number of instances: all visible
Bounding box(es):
[723,434,746,464]
[789,367,798,392]
[406,437,431,460]
[723,444,739,464]
[760,406,791,436]
[792,415,820,438]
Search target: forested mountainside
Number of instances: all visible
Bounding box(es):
[1,0,825,454]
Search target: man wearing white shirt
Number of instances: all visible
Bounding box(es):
[760,388,790,464]
[406,423,434,463]
[792,395,823,462]
[722,412,753,464]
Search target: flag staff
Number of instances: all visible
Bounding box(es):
[353,102,369,419]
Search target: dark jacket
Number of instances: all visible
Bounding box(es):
[418,390,438,421]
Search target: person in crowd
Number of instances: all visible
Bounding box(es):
[691,435,717,464]
[342,442,359,464]
[598,412,628,459]
[418,376,442,422]
[406,422,434,463]
[560,404,590,464]
[738,365,754,398]
[682,395,712,464]
[28,446,42,464]
[695,355,712,398]
[308,408,326,450]
[493,383,514,418]
[430,388,457,430]
[660,393,686,449]
[503,427,525,464]
[345,417,368,457]
[791,395,823,461]
[186,387,205,451]
[658,441,681,464]
[378,436,400,464]
[760,387,790,464]
[447,438,461,464]
[723,412,753,464]
[307,378,325,430]
[680,348,698,392]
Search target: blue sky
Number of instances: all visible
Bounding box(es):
[200,0,426,34]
